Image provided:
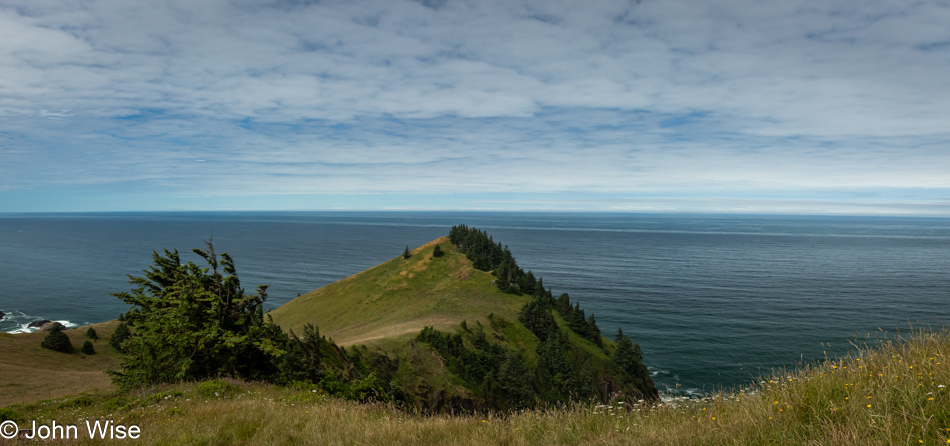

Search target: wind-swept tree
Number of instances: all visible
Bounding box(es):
[109,239,285,388]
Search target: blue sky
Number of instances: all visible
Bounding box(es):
[1,0,948,215]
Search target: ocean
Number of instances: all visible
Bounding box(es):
[1,211,948,395]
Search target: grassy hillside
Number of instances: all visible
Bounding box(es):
[268,235,655,411]
[3,329,947,445]
[269,237,529,346]
[0,321,123,406]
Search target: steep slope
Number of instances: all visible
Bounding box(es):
[271,229,657,412]
[0,320,124,406]
[270,237,528,346]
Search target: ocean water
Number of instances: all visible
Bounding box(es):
[1,212,948,395]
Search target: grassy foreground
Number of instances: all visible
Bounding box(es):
[3,329,948,445]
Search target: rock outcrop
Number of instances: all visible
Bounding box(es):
[39,322,66,332]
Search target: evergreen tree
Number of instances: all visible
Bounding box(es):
[110,322,131,353]
[279,323,324,383]
[587,314,602,346]
[432,244,444,257]
[41,324,74,353]
[81,340,96,355]
[109,240,286,388]
[86,327,98,340]
[518,295,558,341]
[498,351,534,408]
[536,330,570,398]
[403,245,411,259]
[612,334,657,398]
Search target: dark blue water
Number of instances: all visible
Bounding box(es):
[1,212,948,395]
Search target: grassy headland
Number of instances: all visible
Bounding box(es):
[269,236,528,346]
[2,329,947,445]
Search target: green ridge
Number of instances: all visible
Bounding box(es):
[270,237,528,346]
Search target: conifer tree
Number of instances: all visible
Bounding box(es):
[110,241,286,388]
[41,324,74,353]
[403,245,411,259]
[86,327,98,340]
[111,322,131,353]
[433,244,444,257]
[587,314,602,346]
[498,351,534,408]
[81,340,96,355]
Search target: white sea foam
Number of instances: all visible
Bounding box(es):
[0,310,78,334]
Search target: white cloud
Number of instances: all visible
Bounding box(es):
[0,0,947,212]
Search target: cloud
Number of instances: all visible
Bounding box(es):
[0,0,947,213]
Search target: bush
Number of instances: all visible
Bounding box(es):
[81,340,96,355]
[86,327,98,340]
[433,245,444,257]
[0,407,21,422]
[41,325,74,353]
[403,245,411,259]
[196,380,237,398]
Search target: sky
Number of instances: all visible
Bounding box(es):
[1,0,948,215]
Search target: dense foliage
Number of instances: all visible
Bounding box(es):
[109,241,403,404]
[81,340,96,355]
[110,242,286,387]
[449,224,542,295]
[434,225,658,404]
[110,322,130,352]
[40,324,74,353]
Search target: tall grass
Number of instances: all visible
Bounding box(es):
[5,329,948,445]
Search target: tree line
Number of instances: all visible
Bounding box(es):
[444,224,656,403]
[107,240,403,404]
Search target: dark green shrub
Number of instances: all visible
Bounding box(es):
[0,407,21,422]
[86,327,98,340]
[110,322,130,352]
[433,244,444,257]
[41,325,74,353]
[81,340,96,355]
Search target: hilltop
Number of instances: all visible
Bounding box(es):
[269,236,526,346]
[271,228,657,411]
[1,227,656,413]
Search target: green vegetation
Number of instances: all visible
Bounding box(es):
[86,326,99,340]
[2,329,947,445]
[81,340,96,355]
[268,227,655,410]
[40,324,74,353]
[110,322,130,352]
[109,240,287,388]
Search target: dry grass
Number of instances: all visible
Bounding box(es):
[5,328,949,445]
[0,320,123,406]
